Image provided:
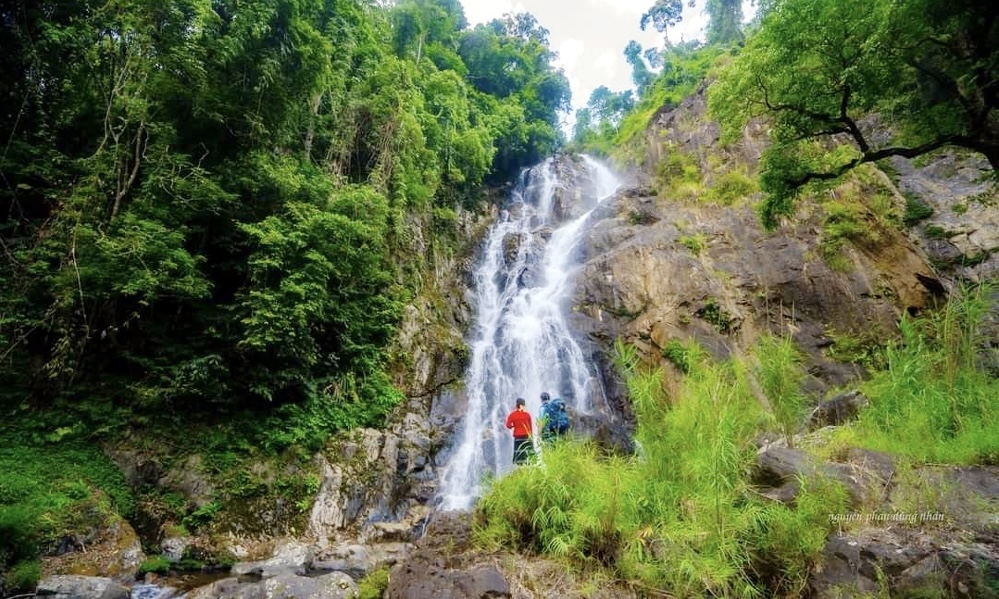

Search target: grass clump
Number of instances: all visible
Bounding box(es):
[902,195,934,225]
[837,284,999,464]
[704,169,759,206]
[679,233,708,255]
[661,339,693,373]
[697,298,734,333]
[654,147,703,202]
[819,199,878,271]
[755,334,808,448]
[357,566,391,599]
[824,328,889,372]
[476,339,848,596]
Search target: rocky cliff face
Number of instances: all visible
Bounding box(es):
[569,87,997,424]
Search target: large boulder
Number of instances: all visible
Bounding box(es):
[40,516,145,583]
[231,540,313,578]
[36,576,130,599]
[312,542,411,580]
[307,423,435,548]
[810,529,999,599]
[185,572,358,599]
[385,563,509,599]
[385,512,509,599]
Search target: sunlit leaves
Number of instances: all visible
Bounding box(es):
[0,0,570,420]
[708,0,999,227]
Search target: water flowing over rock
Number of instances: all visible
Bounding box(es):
[434,155,622,511]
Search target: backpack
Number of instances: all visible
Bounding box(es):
[547,398,569,435]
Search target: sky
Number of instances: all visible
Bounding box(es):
[458,0,711,129]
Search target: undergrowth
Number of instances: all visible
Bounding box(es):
[0,442,135,593]
[836,284,999,464]
[476,340,848,596]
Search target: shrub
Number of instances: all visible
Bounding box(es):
[4,559,41,592]
[0,442,134,574]
[139,555,173,575]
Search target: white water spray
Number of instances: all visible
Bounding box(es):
[437,155,620,511]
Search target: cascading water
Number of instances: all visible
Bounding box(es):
[437,155,621,511]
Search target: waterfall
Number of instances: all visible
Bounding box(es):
[437,155,620,511]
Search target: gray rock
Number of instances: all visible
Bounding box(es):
[755,446,889,507]
[260,572,357,599]
[158,455,216,511]
[185,577,265,599]
[385,562,509,599]
[231,540,313,578]
[160,536,191,563]
[808,391,870,429]
[312,542,412,580]
[809,536,880,598]
[811,529,999,599]
[36,576,130,599]
[312,572,358,599]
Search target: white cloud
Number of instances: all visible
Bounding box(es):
[457,0,724,131]
[461,0,516,26]
[556,38,585,73]
[587,0,652,18]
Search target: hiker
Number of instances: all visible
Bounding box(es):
[505,397,534,465]
[539,391,570,442]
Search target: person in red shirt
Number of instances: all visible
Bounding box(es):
[505,397,534,465]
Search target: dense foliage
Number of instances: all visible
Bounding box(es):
[0,0,568,427]
[0,442,135,587]
[570,41,723,157]
[576,0,995,231]
[709,0,998,228]
[832,285,999,464]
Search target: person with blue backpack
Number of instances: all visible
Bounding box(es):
[539,391,570,442]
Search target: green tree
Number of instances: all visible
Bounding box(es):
[709,0,998,228]
[458,13,571,181]
[624,40,654,93]
[388,0,466,66]
[640,0,684,44]
[0,0,569,428]
[703,0,743,45]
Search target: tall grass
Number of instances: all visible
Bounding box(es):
[847,284,999,464]
[476,340,847,597]
[755,334,808,447]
